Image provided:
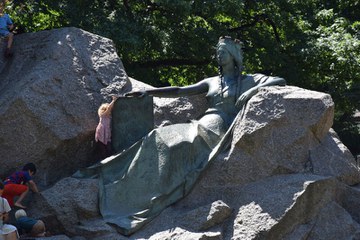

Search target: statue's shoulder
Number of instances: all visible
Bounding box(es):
[205,76,220,82]
[252,73,267,81]
[241,74,256,83]
[202,76,220,86]
[246,73,273,85]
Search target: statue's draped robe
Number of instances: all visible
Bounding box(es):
[75,74,276,235]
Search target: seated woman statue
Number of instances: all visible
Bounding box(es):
[76,36,286,235]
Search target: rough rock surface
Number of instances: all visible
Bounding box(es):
[0,27,207,187]
[0,27,130,186]
[24,85,360,240]
[1,28,360,240]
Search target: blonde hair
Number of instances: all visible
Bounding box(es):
[98,103,109,116]
[15,209,27,219]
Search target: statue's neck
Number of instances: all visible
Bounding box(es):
[222,63,239,81]
[222,71,239,84]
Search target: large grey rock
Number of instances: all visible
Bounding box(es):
[136,174,360,240]
[141,86,360,239]
[201,86,360,190]
[310,128,360,184]
[283,201,360,240]
[27,177,118,238]
[176,200,232,231]
[0,27,130,186]
[146,228,222,240]
[229,86,334,182]
[3,27,360,240]
[27,84,360,240]
[230,174,360,240]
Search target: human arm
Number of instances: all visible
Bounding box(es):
[125,79,209,98]
[235,76,286,108]
[1,197,11,222]
[103,95,118,116]
[1,211,9,222]
[28,180,39,193]
[8,23,14,31]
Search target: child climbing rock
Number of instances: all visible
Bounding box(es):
[95,95,118,159]
[2,163,40,209]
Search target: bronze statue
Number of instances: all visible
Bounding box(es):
[76,36,286,235]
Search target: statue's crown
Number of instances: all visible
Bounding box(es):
[217,36,242,49]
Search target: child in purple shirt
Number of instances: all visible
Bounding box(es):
[2,163,39,209]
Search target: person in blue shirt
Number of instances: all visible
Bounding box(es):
[0,1,14,57]
[15,209,46,237]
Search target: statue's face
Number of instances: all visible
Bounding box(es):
[217,45,233,66]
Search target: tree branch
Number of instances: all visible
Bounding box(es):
[228,14,281,43]
[123,0,132,16]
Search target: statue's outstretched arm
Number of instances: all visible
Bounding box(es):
[126,80,209,98]
[235,77,286,108]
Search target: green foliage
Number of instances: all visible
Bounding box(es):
[300,9,359,155]
[7,1,64,32]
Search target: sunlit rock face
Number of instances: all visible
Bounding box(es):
[2,27,360,240]
[0,27,129,186]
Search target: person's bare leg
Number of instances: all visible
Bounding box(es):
[14,187,29,208]
[6,32,13,49]
[4,33,14,57]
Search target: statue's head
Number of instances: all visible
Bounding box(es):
[217,36,243,72]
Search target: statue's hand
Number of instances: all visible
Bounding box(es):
[125,90,148,98]
[235,88,258,108]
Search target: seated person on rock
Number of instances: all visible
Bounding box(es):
[14,209,46,237]
[0,1,14,57]
[0,180,19,240]
[2,163,39,209]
